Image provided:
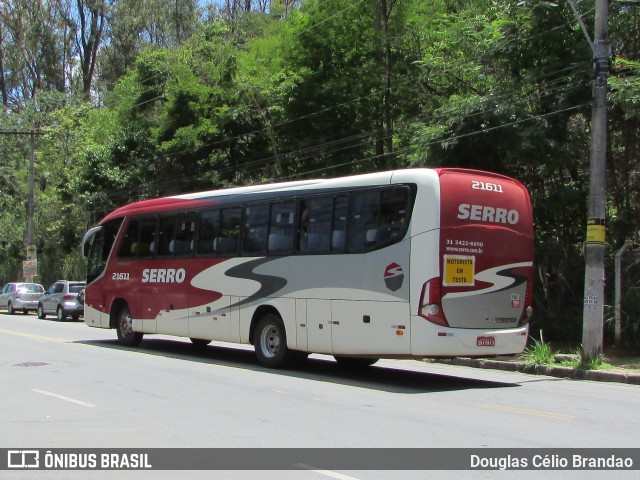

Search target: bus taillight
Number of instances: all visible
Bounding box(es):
[419,278,449,327]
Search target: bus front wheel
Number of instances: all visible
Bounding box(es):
[254,313,292,369]
[116,306,143,347]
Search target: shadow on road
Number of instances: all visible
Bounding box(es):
[76,337,519,394]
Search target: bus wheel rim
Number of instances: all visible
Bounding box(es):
[120,314,133,337]
[260,326,280,358]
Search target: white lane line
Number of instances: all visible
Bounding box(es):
[294,463,361,480]
[31,389,96,408]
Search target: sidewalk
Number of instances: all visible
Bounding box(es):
[436,357,640,385]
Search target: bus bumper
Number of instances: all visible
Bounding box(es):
[410,315,529,357]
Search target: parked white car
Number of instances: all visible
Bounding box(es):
[1,282,45,314]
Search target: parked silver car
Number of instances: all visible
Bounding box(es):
[1,282,45,314]
[37,280,86,321]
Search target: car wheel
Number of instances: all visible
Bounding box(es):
[56,306,67,322]
[116,305,143,347]
[8,301,15,315]
[37,303,46,319]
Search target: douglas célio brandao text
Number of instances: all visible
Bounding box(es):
[470,453,634,470]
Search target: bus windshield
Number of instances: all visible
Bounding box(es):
[84,219,123,284]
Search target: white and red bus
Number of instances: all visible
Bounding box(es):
[81,168,534,368]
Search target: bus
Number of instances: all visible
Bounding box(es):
[81,168,534,369]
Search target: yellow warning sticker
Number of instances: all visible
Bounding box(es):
[586,219,606,244]
[444,255,475,286]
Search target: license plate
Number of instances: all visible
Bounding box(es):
[477,336,495,347]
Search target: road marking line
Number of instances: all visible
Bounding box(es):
[480,403,574,421]
[0,329,67,343]
[294,464,361,480]
[31,389,96,408]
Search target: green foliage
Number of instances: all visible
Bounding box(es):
[581,354,614,372]
[520,332,556,366]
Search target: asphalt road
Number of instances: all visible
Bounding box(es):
[1,312,638,480]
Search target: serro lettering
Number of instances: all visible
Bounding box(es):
[142,268,186,283]
[457,204,519,225]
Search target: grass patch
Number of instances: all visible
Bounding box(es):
[519,333,555,366]
[580,353,614,371]
[520,336,616,371]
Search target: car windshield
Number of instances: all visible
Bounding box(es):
[18,284,44,293]
[69,284,86,294]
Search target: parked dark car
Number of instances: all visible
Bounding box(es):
[37,280,86,321]
[1,282,45,314]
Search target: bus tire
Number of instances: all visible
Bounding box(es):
[254,313,292,369]
[116,305,143,347]
[334,356,379,369]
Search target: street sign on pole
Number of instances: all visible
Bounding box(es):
[23,259,38,281]
[26,244,37,260]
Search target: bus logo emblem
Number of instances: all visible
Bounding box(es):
[384,263,404,292]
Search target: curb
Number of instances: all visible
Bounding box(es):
[437,358,640,385]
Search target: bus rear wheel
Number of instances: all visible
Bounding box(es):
[116,306,143,347]
[254,313,292,369]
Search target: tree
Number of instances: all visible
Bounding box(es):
[74,0,107,96]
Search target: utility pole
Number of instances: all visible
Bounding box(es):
[27,130,36,247]
[0,129,43,281]
[581,0,610,360]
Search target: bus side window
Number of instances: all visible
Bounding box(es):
[331,195,348,252]
[216,207,241,255]
[299,197,332,254]
[349,191,380,252]
[196,209,219,255]
[118,219,141,258]
[157,215,176,256]
[243,204,269,255]
[378,187,409,243]
[173,212,195,255]
[134,216,155,257]
[268,201,295,254]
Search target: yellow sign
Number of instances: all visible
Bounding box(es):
[444,255,475,286]
[26,244,37,260]
[586,219,605,244]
